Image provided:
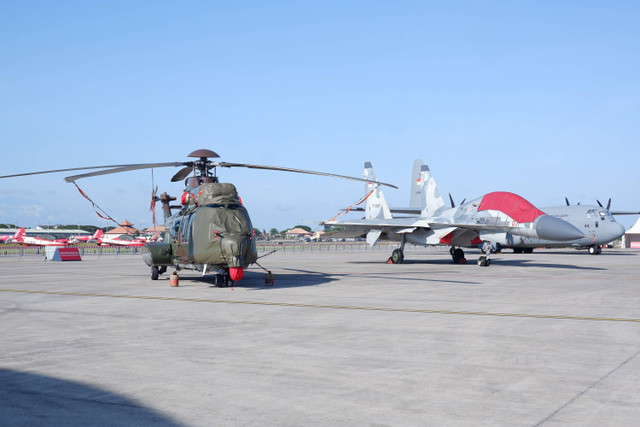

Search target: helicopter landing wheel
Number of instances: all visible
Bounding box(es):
[214,274,227,287]
[158,265,167,275]
[151,266,159,280]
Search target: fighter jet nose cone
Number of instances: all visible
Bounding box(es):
[535,215,584,241]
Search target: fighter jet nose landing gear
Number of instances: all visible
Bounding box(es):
[477,256,491,267]
[477,242,497,267]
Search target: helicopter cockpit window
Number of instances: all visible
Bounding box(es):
[187,214,194,243]
[180,214,192,243]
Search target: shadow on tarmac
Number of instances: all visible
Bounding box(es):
[348,255,606,271]
[0,368,184,426]
[251,267,481,287]
[491,258,606,270]
[181,269,337,289]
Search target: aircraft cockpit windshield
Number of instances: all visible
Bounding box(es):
[598,210,613,221]
[587,208,613,221]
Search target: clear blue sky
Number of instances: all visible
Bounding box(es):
[1,1,639,231]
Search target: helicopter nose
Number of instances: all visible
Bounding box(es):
[534,215,584,241]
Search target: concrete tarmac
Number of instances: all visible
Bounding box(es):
[1,247,640,426]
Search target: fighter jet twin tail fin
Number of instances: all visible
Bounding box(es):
[364,159,446,219]
[363,160,446,245]
[363,162,391,246]
[409,159,447,217]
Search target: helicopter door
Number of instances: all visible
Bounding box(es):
[177,214,194,260]
[186,213,194,259]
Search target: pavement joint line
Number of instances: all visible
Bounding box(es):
[2,288,640,323]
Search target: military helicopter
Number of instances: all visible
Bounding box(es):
[1,149,397,286]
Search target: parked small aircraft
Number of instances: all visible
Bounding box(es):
[93,229,146,247]
[10,228,68,247]
[69,229,101,244]
[324,161,585,266]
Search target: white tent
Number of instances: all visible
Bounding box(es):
[622,217,640,248]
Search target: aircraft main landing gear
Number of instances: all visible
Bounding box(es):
[588,245,602,255]
[450,247,466,264]
[389,248,404,264]
[388,235,407,264]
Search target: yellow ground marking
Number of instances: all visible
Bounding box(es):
[2,288,640,323]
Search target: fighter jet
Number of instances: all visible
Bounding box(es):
[323,161,585,266]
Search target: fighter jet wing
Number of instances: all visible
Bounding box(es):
[340,207,422,215]
[323,217,519,233]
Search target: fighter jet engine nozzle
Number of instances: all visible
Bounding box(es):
[534,215,584,241]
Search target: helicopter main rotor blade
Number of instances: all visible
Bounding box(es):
[0,164,161,180]
[171,166,194,182]
[215,162,398,189]
[64,162,189,182]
